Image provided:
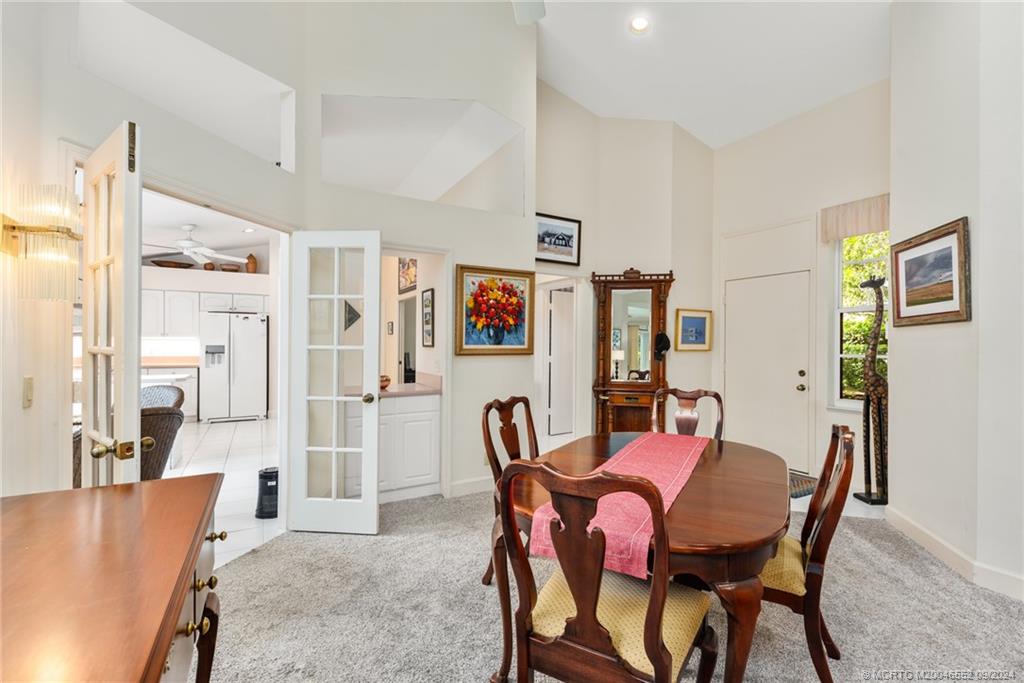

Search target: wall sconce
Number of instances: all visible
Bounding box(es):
[1,184,81,302]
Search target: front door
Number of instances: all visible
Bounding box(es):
[288,231,381,534]
[81,122,142,486]
[724,270,811,473]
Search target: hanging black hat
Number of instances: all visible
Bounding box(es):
[654,331,671,361]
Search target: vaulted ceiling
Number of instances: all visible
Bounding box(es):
[537,2,890,148]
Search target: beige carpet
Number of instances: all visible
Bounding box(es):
[204,492,1024,681]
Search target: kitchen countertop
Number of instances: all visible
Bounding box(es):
[142,356,200,368]
[380,382,442,398]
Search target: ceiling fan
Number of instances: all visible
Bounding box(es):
[144,224,248,266]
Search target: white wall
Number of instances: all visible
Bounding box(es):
[1,2,536,497]
[712,80,891,476]
[888,1,1023,599]
[535,82,715,435]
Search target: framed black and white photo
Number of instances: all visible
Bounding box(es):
[536,213,581,266]
[421,288,435,347]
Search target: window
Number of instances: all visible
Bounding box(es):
[835,231,889,408]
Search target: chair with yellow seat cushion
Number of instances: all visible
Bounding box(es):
[759,535,807,597]
[493,459,718,683]
[533,567,712,680]
[760,425,855,683]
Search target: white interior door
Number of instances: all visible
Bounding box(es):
[547,289,574,436]
[724,271,811,473]
[81,121,141,486]
[289,231,381,534]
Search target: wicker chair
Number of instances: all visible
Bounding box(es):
[140,385,185,481]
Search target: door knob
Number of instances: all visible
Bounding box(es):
[798,370,806,377]
[90,441,117,459]
[141,436,156,452]
[796,384,807,392]
[362,393,376,404]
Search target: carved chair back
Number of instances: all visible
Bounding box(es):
[482,396,539,484]
[499,459,675,681]
[803,426,855,568]
[651,388,724,440]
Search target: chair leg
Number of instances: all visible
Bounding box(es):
[803,605,833,683]
[695,619,718,683]
[481,557,495,586]
[820,613,841,660]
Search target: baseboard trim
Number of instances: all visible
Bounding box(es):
[447,475,493,498]
[886,506,1024,600]
[380,483,441,504]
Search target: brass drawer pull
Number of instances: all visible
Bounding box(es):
[180,617,210,637]
[205,531,228,543]
[194,574,219,591]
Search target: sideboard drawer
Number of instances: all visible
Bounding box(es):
[162,515,218,681]
[608,393,653,407]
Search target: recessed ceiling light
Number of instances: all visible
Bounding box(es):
[629,16,650,35]
[242,227,255,233]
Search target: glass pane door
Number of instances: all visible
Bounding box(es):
[289,231,380,534]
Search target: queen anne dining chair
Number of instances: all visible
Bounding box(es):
[481,396,539,586]
[651,388,724,440]
[758,425,854,683]
[491,459,718,683]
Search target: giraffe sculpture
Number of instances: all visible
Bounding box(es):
[853,277,889,505]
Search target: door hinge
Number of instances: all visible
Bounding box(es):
[128,121,137,173]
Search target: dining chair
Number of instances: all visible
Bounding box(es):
[481,396,539,586]
[759,424,854,683]
[651,388,724,440]
[493,459,718,683]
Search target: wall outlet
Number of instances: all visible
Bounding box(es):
[22,376,34,409]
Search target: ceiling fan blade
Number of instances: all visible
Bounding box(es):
[203,251,248,264]
[143,242,178,250]
[184,250,211,265]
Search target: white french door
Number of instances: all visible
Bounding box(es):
[81,122,142,486]
[288,231,381,534]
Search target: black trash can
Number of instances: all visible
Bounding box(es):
[255,467,278,519]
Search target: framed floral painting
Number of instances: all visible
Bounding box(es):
[455,264,535,355]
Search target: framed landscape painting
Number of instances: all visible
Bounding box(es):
[891,217,970,326]
[675,309,712,351]
[456,264,534,355]
[536,213,581,266]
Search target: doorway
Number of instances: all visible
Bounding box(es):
[535,276,578,452]
[398,297,417,383]
[724,270,812,473]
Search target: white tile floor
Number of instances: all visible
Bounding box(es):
[165,418,283,568]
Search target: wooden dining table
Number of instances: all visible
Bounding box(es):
[492,432,791,683]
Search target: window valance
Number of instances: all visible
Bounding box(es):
[820,193,889,243]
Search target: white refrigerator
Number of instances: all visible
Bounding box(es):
[199,311,268,421]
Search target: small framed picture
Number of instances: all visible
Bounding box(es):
[891,217,971,326]
[536,213,581,266]
[611,328,622,351]
[675,309,712,351]
[399,257,417,294]
[421,288,435,348]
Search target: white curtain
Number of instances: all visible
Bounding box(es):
[820,193,889,243]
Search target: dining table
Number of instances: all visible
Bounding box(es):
[490,432,791,683]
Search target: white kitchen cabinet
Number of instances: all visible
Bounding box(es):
[141,290,165,337]
[232,293,264,312]
[200,292,233,312]
[342,394,440,501]
[163,291,200,337]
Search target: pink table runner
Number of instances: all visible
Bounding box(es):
[529,432,709,579]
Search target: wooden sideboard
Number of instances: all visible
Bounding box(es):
[1,474,225,682]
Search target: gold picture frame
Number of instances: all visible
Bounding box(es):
[455,264,535,356]
[675,308,712,351]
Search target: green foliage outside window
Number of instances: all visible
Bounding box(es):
[838,232,889,401]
